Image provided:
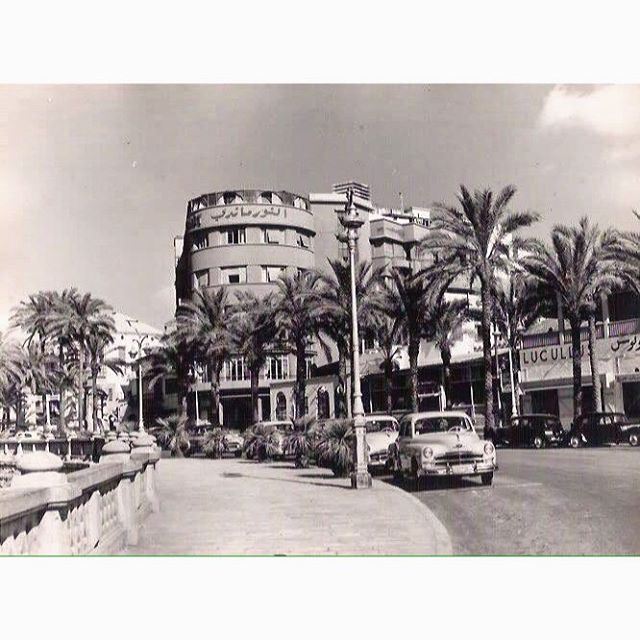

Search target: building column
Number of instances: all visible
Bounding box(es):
[601,293,611,338]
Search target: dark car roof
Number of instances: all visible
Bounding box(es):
[512,414,560,420]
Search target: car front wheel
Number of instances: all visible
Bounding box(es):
[532,436,545,449]
[569,435,581,449]
[481,473,493,486]
[629,433,639,447]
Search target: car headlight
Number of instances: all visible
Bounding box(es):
[484,442,495,455]
[422,446,434,460]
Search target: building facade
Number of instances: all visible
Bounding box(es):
[174,181,477,428]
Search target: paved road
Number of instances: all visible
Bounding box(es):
[127,457,452,555]
[385,446,640,555]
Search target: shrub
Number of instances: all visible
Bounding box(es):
[202,427,227,459]
[315,419,355,477]
[152,414,190,457]
[243,423,281,462]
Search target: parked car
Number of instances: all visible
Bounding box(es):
[488,414,566,449]
[568,412,640,448]
[363,414,399,470]
[224,431,244,457]
[389,411,497,487]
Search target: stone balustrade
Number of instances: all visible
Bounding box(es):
[0,443,160,555]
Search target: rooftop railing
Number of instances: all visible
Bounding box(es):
[187,190,310,215]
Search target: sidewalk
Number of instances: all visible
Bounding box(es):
[124,457,452,555]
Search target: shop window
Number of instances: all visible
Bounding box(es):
[623,382,640,419]
[530,389,560,416]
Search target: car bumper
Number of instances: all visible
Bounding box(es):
[368,452,390,468]
[418,461,497,477]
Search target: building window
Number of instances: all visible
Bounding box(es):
[305,356,315,379]
[296,232,310,249]
[262,228,284,244]
[261,265,285,283]
[266,355,289,380]
[221,266,247,284]
[225,228,246,245]
[193,232,209,250]
[223,191,243,205]
[223,357,249,382]
[194,269,209,289]
[275,392,287,420]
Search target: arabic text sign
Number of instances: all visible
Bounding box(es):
[189,205,304,229]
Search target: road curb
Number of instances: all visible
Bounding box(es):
[377,479,453,555]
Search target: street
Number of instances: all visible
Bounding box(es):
[386,446,640,554]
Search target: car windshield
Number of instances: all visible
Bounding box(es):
[414,416,472,435]
[365,419,397,433]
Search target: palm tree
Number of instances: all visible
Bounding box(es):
[421,185,539,433]
[274,270,326,419]
[175,288,233,427]
[318,259,383,418]
[232,291,280,424]
[523,218,621,419]
[386,268,441,413]
[429,298,469,408]
[0,333,27,427]
[146,330,192,423]
[86,330,122,432]
[47,289,114,431]
[11,291,57,425]
[370,310,403,413]
[152,414,190,457]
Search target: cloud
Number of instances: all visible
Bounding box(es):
[539,85,640,137]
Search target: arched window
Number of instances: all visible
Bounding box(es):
[317,386,330,419]
[275,392,287,421]
[223,191,243,205]
[260,191,273,204]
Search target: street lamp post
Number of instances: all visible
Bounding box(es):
[128,334,150,433]
[193,361,201,425]
[337,188,372,490]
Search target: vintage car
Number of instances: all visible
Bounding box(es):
[487,414,566,449]
[363,414,399,469]
[389,411,497,487]
[568,412,640,448]
[224,431,244,457]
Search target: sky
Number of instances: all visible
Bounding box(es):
[1,84,639,331]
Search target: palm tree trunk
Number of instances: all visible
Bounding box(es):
[295,339,307,418]
[408,335,419,412]
[441,348,452,409]
[250,365,260,424]
[480,282,495,433]
[77,346,85,430]
[383,358,394,413]
[587,313,602,413]
[208,365,221,427]
[58,341,67,433]
[337,351,348,418]
[570,318,584,422]
[91,367,100,433]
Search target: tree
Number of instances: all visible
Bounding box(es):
[146,330,192,423]
[174,288,232,426]
[0,333,27,428]
[11,291,57,426]
[523,218,621,419]
[274,270,326,419]
[232,291,280,424]
[421,185,539,433]
[370,309,403,413]
[430,298,469,408]
[46,289,114,431]
[386,268,440,413]
[86,330,122,432]
[318,259,383,418]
